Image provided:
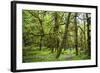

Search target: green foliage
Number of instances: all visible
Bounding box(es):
[22,10,91,62]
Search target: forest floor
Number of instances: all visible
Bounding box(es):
[23,47,90,63]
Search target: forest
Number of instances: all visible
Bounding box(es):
[22,10,91,63]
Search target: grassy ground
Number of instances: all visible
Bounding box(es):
[23,47,90,63]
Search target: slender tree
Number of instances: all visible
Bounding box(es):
[83,14,86,50]
[86,13,91,57]
[74,13,78,55]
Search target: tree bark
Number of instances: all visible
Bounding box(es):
[56,13,71,58]
[83,14,86,50]
[53,12,60,52]
[86,13,91,57]
[74,13,78,55]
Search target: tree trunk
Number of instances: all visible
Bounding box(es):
[56,13,71,58]
[86,13,91,57]
[74,13,78,55]
[83,14,86,50]
[53,12,60,52]
[38,12,44,51]
[39,36,43,50]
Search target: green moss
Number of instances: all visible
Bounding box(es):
[23,47,90,63]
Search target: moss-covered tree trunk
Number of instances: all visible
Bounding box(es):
[83,14,86,51]
[74,13,78,55]
[56,13,71,58]
[52,12,60,53]
[86,13,91,57]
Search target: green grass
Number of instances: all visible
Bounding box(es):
[23,47,90,63]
